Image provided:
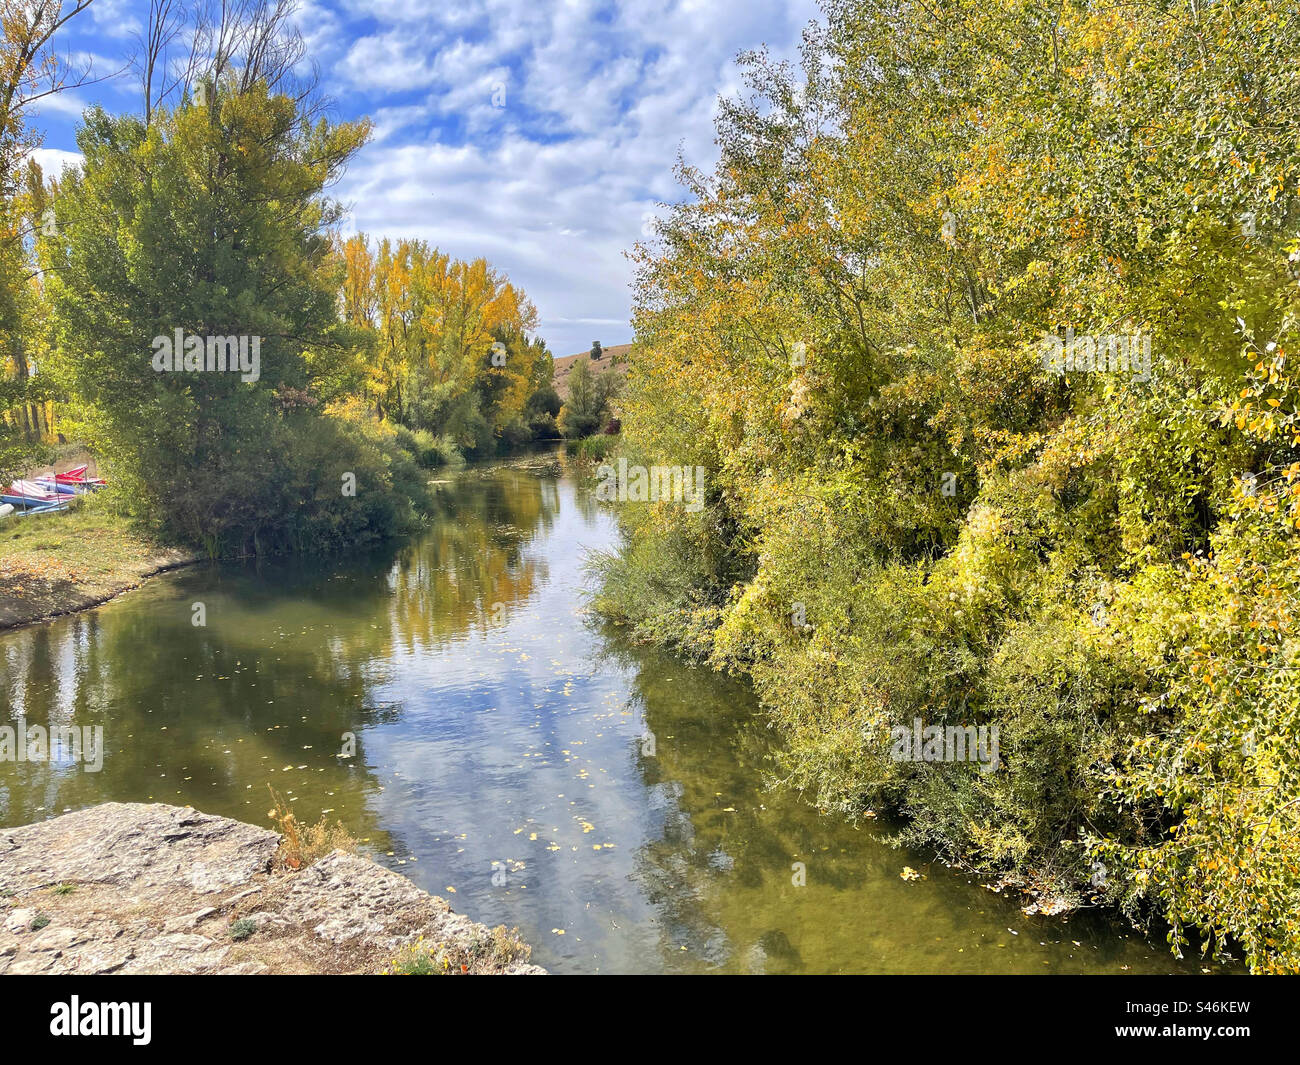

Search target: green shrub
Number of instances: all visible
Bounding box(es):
[229,917,257,941]
[394,425,453,468]
[565,434,618,463]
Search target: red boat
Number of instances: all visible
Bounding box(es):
[53,464,106,488]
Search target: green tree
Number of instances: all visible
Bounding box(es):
[596,0,1300,972]
[45,78,375,551]
[559,356,619,438]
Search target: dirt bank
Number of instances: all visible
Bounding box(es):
[0,504,197,631]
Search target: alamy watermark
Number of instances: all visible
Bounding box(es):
[1039,326,1152,382]
[1,721,104,772]
[890,717,999,773]
[594,459,706,513]
[152,328,261,383]
[50,996,150,1045]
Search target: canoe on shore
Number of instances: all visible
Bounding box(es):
[1,479,63,508]
[54,464,105,487]
[14,500,70,515]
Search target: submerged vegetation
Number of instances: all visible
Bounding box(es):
[593,0,1300,973]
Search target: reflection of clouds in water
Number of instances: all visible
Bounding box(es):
[706,848,734,872]
[344,468,674,971]
[0,461,1212,975]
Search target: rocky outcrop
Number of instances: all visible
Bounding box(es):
[0,802,543,975]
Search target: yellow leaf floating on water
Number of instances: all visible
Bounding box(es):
[900,866,921,881]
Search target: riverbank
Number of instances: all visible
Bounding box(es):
[0,501,196,631]
[0,803,542,975]
[0,461,1213,973]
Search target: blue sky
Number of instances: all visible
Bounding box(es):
[30,0,820,356]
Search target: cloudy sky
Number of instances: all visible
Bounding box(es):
[30,0,820,356]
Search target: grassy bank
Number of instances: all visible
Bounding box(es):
[0,499,195,630]
[564,433,619,463]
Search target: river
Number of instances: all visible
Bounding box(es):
[0,455,1222,974]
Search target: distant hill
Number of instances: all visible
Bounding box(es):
[552,343,632,402]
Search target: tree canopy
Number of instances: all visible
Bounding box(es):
[594,0,1300,973]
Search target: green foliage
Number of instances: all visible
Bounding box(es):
[558,357,620,438]
[524,383,562,440]
[597,0,1300,972]
[38,79,434,554]
[564,433,617,462]
[394,424,456,468]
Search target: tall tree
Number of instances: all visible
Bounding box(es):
[45,74,371,548]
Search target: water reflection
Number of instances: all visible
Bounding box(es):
[0,457,1224,974]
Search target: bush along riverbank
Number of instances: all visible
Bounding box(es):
[590,1,1300,974]
[7,64,561,564]
[0,412,446,627]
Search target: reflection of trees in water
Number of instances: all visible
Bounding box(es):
[565,456,604,525]
[592,626,1187,975]
[589,629,833,972]
[0,584,397,836]
[0,466,562,837]
[385,469,556,652]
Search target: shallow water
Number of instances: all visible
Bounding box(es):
[0,458,1222,973]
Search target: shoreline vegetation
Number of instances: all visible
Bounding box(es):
[0,436,597,631]
[587,1,1300,975]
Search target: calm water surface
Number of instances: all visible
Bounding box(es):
[0,457,1220,973]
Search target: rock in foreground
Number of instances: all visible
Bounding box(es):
[0,802,543,975]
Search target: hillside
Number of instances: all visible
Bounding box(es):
[552,343,632,402]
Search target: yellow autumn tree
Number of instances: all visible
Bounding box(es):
[337,233,548,453]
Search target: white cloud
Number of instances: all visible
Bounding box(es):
[27,92,93,120]
[38,0,820,356]
[31,148,84,177]
[87,0,142,39]
[322,0,820,354]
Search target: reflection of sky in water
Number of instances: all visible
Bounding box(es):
[0,459,1231,974]
[359,472,662,973]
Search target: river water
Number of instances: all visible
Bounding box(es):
[0,456,1221,973]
